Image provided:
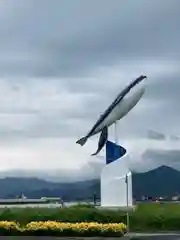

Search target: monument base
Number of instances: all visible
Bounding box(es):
[97,205,136,211]
[100,154,133,208]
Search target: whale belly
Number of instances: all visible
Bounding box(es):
[96,86,145,131]
[116,86,145,120]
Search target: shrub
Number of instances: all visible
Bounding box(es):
[0,221,127,236]
[0,221,20,235]
[68,203,95,209]
[0,207,126,224]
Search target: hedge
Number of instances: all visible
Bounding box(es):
[0,203,180,232]
[0,221,127,236]
[0,207,126,224]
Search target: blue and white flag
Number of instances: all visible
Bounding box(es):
[106,140,127,164]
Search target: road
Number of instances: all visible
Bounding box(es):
[1,234,180,239]
[124,233,180,239]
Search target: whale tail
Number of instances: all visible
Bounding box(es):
[91,126,108,156]
[76,136,88,146]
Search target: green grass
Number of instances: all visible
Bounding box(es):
[131,202,180,231]
[137,202,180,214]
[1,202,180,231]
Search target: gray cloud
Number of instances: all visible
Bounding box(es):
[1,148,180,182]
[0,0,180,170]
[0,0,180,78]
[147,130,166,141]
[0,165,99,182]
[146,130,180,142]
[170,136,180,141]
[142,149,180,171]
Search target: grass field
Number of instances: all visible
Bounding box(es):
[130,202,180,231]
[136,202,180,214]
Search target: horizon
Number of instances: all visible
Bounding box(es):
[0,165,179,183]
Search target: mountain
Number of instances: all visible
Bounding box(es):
[132,165,180,199]
[0,177,99,201]
[0,166,179,200]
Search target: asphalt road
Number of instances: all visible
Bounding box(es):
[0,238,122,240]
[124,233,180,239]
[1,235,180,239]
[0,238,115,240]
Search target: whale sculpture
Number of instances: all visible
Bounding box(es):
[76,75,147,155]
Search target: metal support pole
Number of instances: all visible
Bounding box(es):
[114,121,118,144]
[126,174,130,233]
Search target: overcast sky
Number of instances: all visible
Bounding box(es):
[0,0,180,179]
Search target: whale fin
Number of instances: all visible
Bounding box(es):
[76,137,88,146]
[91,126,108,156]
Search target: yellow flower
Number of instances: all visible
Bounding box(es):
[0,221,127,236]
[0,221,18,229]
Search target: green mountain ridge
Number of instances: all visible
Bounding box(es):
[0,166,179,200]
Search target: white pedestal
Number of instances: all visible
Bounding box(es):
[100,154,133,207]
